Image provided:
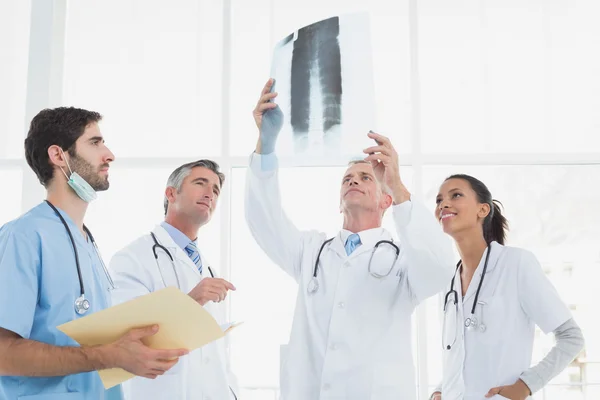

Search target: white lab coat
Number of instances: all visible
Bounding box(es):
[109,225,238,400]
[440,241,572,400]
[245,153,454,400]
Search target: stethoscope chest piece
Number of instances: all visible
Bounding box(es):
[443,243,493,350]
[45,200,112,316]
[307,277,319,294]
[464,315,487,332]
[74,295,90,315]
[464,316,476,329]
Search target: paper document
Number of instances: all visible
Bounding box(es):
[57,286,240,389]
[268,13,376,163]
[220,321,243,334]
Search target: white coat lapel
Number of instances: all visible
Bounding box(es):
[152,225,201,279]
[173,244,202,277]
[446,266,466,342]
[321,229,392,262]
[327,233,347,259]
[347,230,392,260]
[462,243,503,304]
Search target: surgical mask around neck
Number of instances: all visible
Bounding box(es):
[59,150,98,203]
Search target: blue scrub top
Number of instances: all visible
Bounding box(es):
[0,202,123,400]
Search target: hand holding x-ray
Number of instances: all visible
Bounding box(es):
[253,78,284,154]
[363,131,411,204]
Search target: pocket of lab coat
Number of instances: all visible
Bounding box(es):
[478,294,507,345]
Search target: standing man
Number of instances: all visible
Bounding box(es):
[0,107,188,400]
[245,80,455,400]
[109,160,239,400]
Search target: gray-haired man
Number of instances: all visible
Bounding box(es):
[109,160,238,400]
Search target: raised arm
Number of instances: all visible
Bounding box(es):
[245,79,323,281]
[364,132,454,302]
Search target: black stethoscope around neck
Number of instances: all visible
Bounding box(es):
[45,200,115,315]
[442,243,492,350]
[306,235,400,294]
[150,231,215,289]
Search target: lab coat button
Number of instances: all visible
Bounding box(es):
[329,343,338,350]
[323,383,331,391]
[337,302,345,308]
[204,357,210,364]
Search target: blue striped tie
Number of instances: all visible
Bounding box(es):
[344,233,361,255]
[185,241,203,273]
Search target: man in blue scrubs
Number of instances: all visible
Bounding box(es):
[0,107,189,399]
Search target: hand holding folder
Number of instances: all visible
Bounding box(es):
[57,287,241,389]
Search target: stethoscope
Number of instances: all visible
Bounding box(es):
[442,243,491,350]
[150,232,236,400]
[45,200,115,315]
[150,232,214,289]
[306,235,400,294]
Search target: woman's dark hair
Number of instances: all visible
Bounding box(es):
[445,174,509,245]
[24,107,102,187]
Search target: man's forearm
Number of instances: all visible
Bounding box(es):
[0,336,112,377]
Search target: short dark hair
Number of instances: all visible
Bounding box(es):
[164,159,226,215]
[24,107,103,187]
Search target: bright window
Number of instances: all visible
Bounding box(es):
[0,0,31,158]
[63,0,224,158]
[3,1,600,399]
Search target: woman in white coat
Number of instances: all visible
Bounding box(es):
[109,160,238,400]
[431,174,585,400]
[247,79,455,400]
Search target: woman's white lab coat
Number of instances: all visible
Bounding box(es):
[109,225,238,400]
[441,242,573,400]
[244,153,455,400]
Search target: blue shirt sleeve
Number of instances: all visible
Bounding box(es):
[259,152,278,171]
[104,384,124,400]
[0,228,39,339]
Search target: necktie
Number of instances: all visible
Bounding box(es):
[185,241,203,273]
[344,233,361,255]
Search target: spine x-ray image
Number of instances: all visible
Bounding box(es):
[269,13,375,161]
[286,17,342,135]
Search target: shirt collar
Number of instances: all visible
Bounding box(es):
[160,221,196,251]
[40,201,91,248]
[340,227,385,248]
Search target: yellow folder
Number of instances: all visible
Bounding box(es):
[57,286,241,389]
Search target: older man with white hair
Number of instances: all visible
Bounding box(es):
[245,79,454,400]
